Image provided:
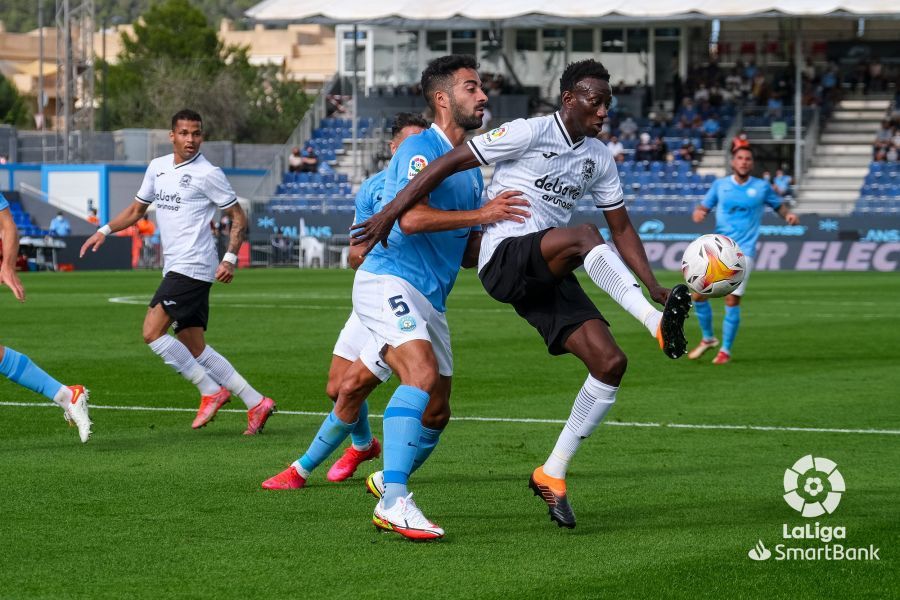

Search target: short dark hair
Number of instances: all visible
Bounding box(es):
[391,112,429,139]
[171,109,202,130]
[421,55,479,110]
[559,60,611,96]
[732,146,754,158]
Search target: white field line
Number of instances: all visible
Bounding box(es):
[1,401,898,436]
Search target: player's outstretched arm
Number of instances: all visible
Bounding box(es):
[350,144,481,253]
[398,190,529,234]
[605,207,669,305]
[0,209,25,302]
[775,204,800,225]
[214,203,246,284]
[79,200,148,257]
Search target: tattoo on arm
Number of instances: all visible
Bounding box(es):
[224,205,246,255]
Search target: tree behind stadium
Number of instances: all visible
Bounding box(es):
[102,0,311,143]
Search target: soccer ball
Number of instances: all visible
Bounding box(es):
[681,234,747,297]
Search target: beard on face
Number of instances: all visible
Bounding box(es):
[450,95,484,131]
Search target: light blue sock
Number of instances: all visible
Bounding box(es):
[411,426,443,474]
[350,400,373,450]
[297,411,356,474]
[722,305,741,353]
[382,385,429,508]
[694,300,715,340]
[0,347,64,403]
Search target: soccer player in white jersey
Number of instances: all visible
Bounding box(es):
[352,60,692,529]
[80,109,276,435]
[688,146,798,364]
[0,192,91,442]
[261,113,428,490]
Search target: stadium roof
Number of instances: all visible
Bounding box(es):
[245,0,900,26]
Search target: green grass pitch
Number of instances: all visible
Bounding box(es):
[0,268,897,599]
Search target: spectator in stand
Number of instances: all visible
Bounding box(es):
[773,169,792,198]
[875,119,893,144]
[635,132,655,162]
[86,209,99,225]
[288,147,303,173]
[702,115,721,143]
[618,116,638,140]
[766,93,784,119]
[693,83,710,104]
[653,135,669,162]
[606,135,625,162]
[0,155,8,165]
[300,146,319,173]
[49,212,71,237]
[678,139,697,164]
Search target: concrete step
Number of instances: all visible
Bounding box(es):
[820,133,879,144]
[838,99,891,110]
[794,203,854,215]
[806,166,869,178]
[810,156,872,168]
[825,122,883,134]
[815,145,874,156]
[830,111,888,121]
[796,189,860,201]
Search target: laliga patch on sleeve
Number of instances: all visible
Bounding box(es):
[481,126,508,144]
[408,155,428,179]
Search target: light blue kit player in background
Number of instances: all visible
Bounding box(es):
[0,192,92,443]
[348,55,529,540]
[689,146,799,365]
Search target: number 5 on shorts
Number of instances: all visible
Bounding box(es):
[389,295,410,316]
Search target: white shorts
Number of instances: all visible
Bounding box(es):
[732,256,754,297]
[352,270,453,376]
[333,310,393,382]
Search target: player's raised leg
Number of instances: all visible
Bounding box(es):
[142,306,227,427]
[530,320,624,528]
[0,344,92,443]
[540,224,690,359]
[189,339,276,435]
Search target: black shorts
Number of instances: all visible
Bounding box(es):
[479,228,607,355]
[149,272,212,333]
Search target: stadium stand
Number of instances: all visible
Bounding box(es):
[856,161,900,214]
[6,198,50,237]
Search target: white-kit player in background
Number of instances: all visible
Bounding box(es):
[81,109,276,435]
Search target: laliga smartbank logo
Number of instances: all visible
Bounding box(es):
[747,455,881,562]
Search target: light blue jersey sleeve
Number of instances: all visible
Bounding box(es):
[353,170,386,225]
[0,193,9,212]
[762,181,783,211]
[701,179,721,210]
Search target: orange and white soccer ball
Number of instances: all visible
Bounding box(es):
[681,234,747,297]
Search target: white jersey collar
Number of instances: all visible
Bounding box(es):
[552,112,584,149]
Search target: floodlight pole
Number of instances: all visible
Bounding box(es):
[352,25,359,183]
[794,22,802,186]
[38,0,44,132]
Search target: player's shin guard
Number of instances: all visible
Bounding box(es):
[196,345,264,409]
[722,305,741,353]
[0,347,65,405]
[350,400,373,450]
[382,385,429,508]
[694,299,715,340]
[543,375,617,480]
[149,335,220,395]
[584,244,661,335]
[298,411,356,474]
[411,426,443,474]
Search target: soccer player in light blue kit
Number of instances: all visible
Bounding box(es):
[261,113,430,490]
[689,147,799,364]
[351,55,527,540]
[0,192,92,442]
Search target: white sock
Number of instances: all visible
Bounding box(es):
[52,386,72,409]
[196,345,263,409]
[543,375,618,480]
[583,244,661,335]
[149,335,220,396]
[291,460,310,479]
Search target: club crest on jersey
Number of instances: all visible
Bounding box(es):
[179,174,192,188]
[481,126,508,144]
[408,155,428,179]
[398,316,417,332]
[580,159,596,183]
[747,188,758,197]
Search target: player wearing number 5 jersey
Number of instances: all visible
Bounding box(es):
[80,109,275,435]
[349,55,528,540]
[351,60,692,529]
